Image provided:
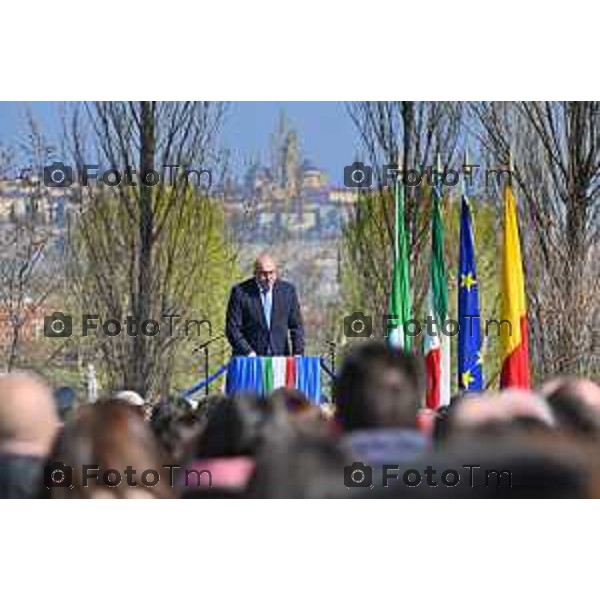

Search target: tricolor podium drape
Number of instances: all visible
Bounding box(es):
[226,356,322,404]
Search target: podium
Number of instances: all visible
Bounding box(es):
[225,356,322,404]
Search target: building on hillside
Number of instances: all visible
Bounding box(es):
[224,160,357,245]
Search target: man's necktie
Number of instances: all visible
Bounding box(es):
[262,289,272,329]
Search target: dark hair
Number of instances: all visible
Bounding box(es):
[434,392,474,446]
[45,399,174,498]
[270,387,313,414]
[193,393,272,459]
[268,387,329,435]
[546,384,600,437]
[150,395,201,461]
[247,430,354,498]
[374,438,589,498]
[333,341,424,431]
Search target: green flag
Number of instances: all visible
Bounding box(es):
[262,357,274,392]
[387,181,412,349]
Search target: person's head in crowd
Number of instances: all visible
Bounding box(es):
[432,392,474,447]
[193,393,228,423]
[569,379,600,410]
[541,377,600,410]
[150,395,203,463]
[270,387,313,416]
[333,341,424,432]
[54,386,77,421]
[544,378,600,437]
[374,438,590,498]
[114,389,149,419]
[0,372,60,498]
[448,389,555,439]
[179,394,272,497]
[247,429,355,498]
[193,393,271,459]
[0,372,60,457]
[45,399,173,498]
[269,387,329,435]
[319,402,337,421]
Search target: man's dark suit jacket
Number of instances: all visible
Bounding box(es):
[226,278,305,356]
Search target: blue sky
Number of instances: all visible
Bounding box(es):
[0,101,358,186]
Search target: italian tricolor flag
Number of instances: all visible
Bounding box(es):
[424,187,451,409]
[226,356,321,403]
[499,183,530,388]
[261,356,297,391]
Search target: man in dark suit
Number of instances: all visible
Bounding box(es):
[226,253,305,356]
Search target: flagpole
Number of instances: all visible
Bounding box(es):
[462,148,470,199]
[393,169,401,347]
[394,157,400,263]
[507,149,515,193]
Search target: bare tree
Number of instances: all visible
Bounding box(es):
[343,101,464,329]
[472,101,600,379]
[65,101,234,399]
[0,122,65,371]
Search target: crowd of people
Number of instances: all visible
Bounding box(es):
[1,341,600,498]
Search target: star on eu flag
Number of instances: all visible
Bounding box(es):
[461,370,475,390]
[460,271,477,292]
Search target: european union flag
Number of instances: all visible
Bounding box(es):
[458,196,484,391]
